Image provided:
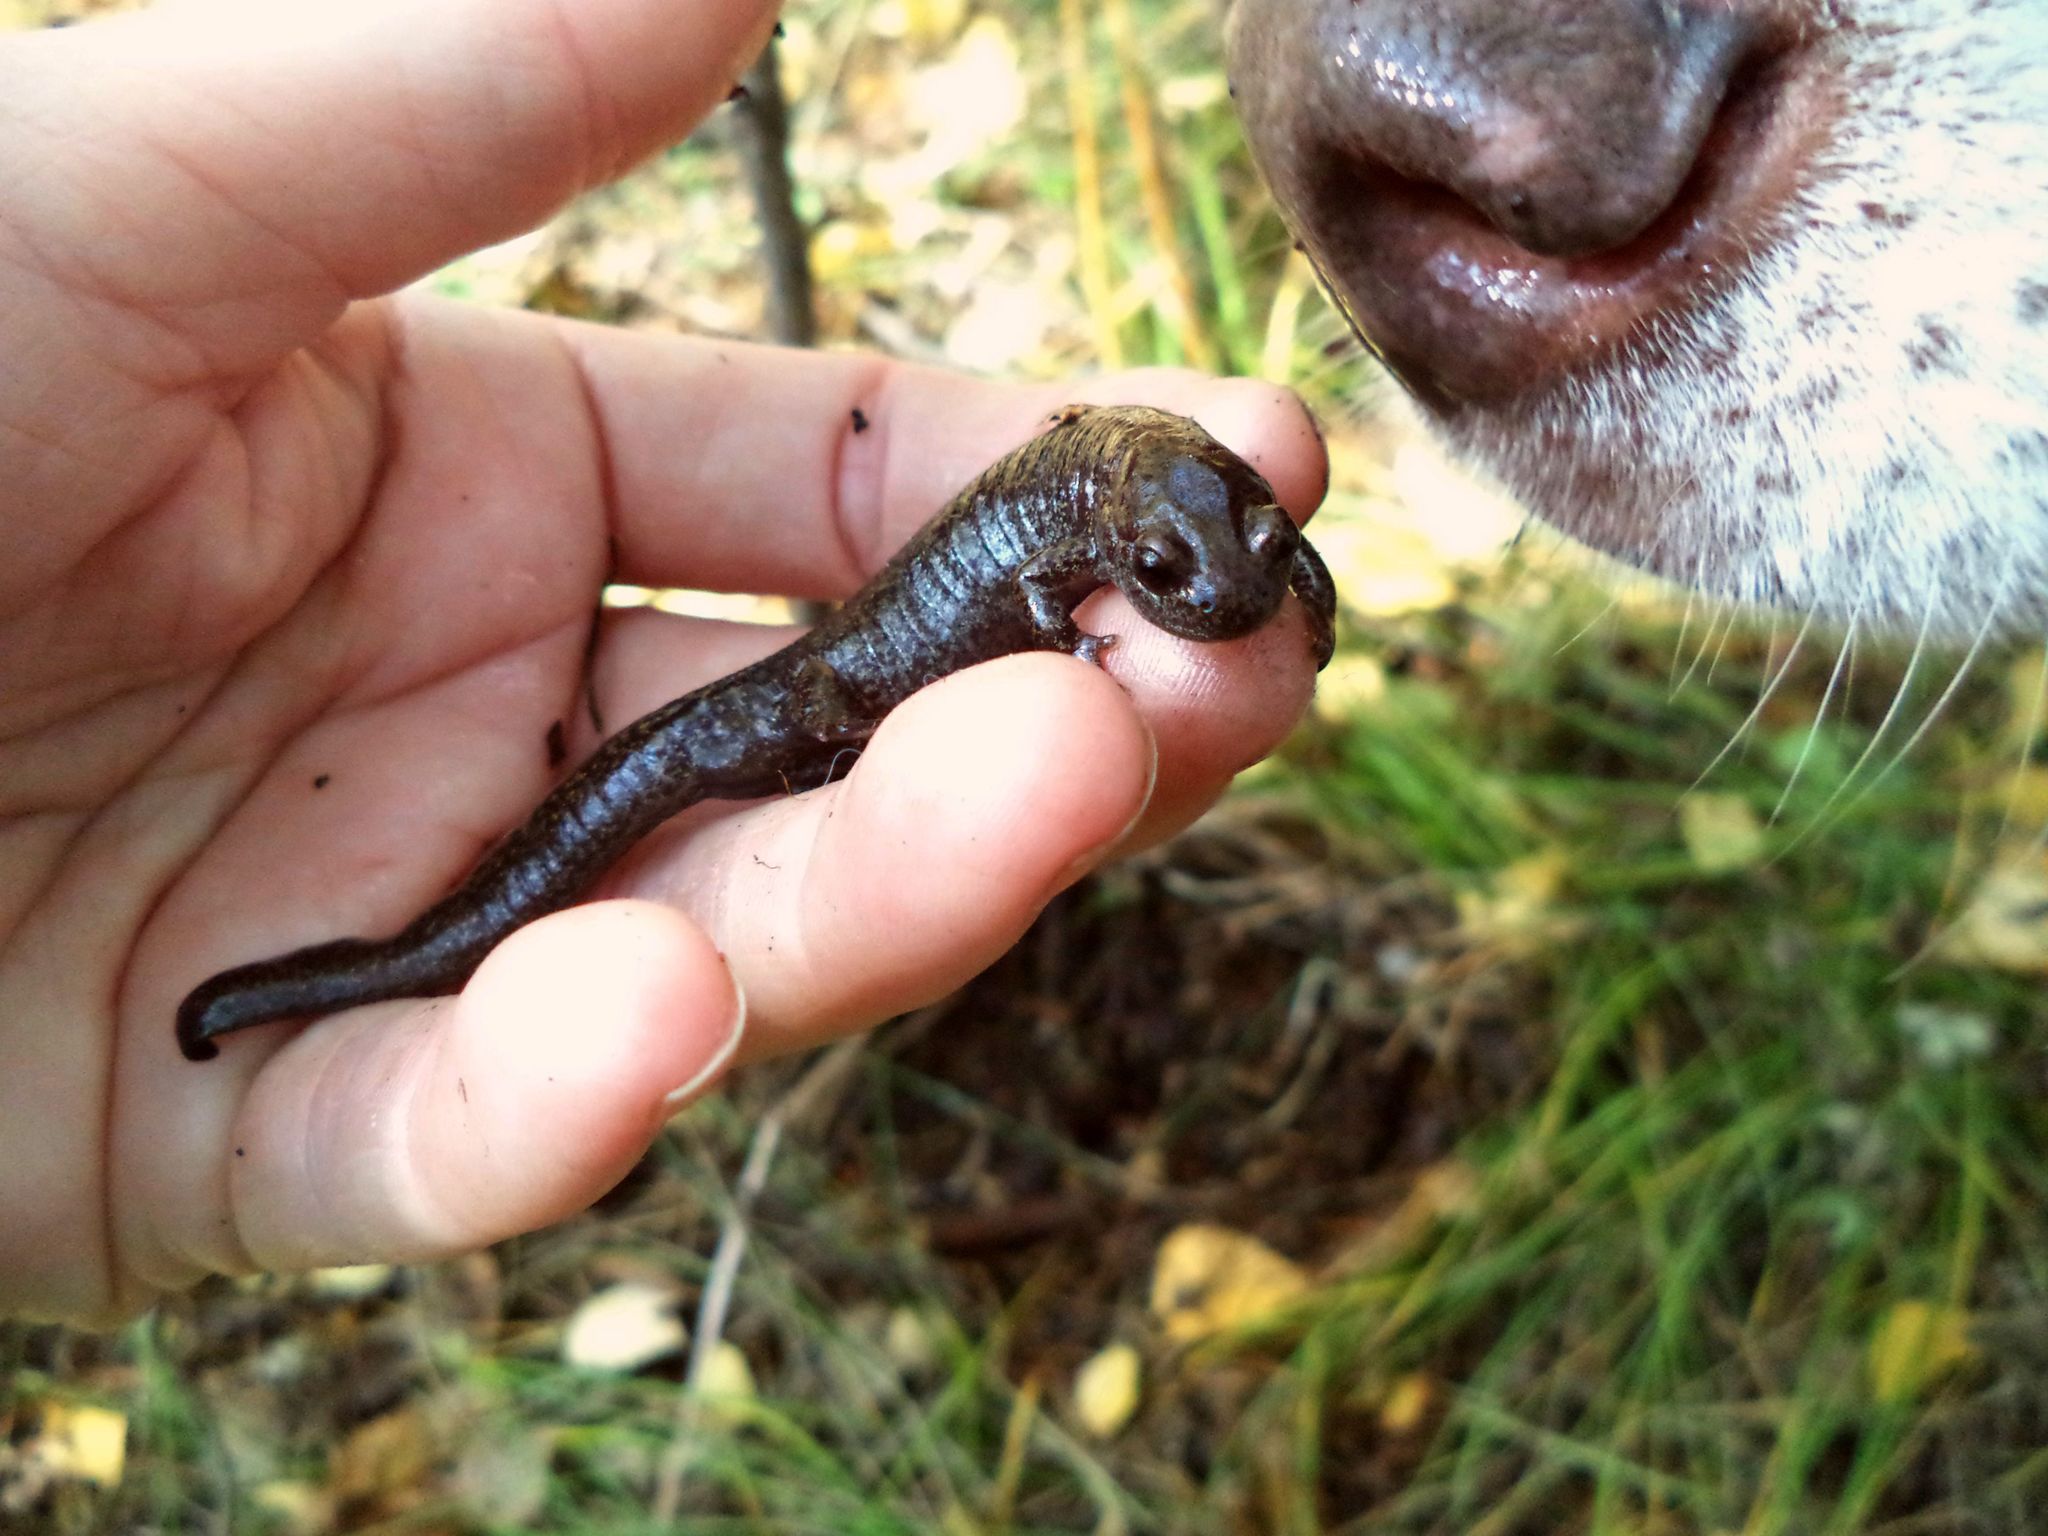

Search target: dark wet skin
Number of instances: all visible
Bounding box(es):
[177,404,1336,1062]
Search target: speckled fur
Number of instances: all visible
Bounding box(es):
[1443,1,2048,638]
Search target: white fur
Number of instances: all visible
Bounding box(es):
[1444,0,2048,638]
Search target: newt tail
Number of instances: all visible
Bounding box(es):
[176,669,820,1059]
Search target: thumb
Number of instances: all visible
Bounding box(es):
[7,0,777,364]
[223,901,744,1270]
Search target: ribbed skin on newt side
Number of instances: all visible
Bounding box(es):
[176,405,1336,1061]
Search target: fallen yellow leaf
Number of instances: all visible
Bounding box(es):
[1072,1343,1142,1438]
[329,1408,433,1507]
[1868,1300,1978,1403]
[695,1340,757,1403]
[1150,1224,1309,1343]
[809,218,898,285]
[884,1306,942,1376]
[1314,653,1387,719]
[561,1280,687,1373]
[1933,857,2048,974]
[901,0,968,46]
[1456,850,1583,953]
[32,1402,127,1486]
[2001,653,2048,749]
[1306,509,1459,618]
[1678,792,1767,874]
[247,1479,336,1536]
[1980,763,2048,833]
[1378,1372,1438,1435]
[304,1263,394,1301]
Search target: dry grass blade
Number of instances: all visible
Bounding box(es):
[1102,0,1218,370]
[1060,0,1122,369]
[650,1039,870,1519]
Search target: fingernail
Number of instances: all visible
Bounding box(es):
[661,976,747,1115]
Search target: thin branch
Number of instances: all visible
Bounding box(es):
[730,36,817,349]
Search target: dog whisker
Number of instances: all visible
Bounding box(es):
[1689,609,1813,793]
[1782,565,1945,854]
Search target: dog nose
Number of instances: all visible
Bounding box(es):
[1232,0,1764,259]
[1227,0,1796,405]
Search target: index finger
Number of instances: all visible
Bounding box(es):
[550,319,1331,599]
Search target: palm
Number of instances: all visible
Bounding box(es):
[138,297,635,987]
[0,0,1326,1326]
[136,301,624,941]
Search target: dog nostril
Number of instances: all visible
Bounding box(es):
[1232,0,1768,259]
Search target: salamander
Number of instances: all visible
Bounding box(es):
[175,404,1336,1061]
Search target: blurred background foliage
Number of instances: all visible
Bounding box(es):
[6,0,2048,1532]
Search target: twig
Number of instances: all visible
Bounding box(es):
[729,36,816,349]
[682,1123,782,1396]
[728,36,826,623]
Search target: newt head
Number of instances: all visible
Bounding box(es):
[1103,419,1301,645]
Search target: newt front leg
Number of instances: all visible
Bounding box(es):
[1289,540,1338,670]
[1019,537,1118,665]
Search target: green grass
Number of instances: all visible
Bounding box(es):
[1246,599,2047,1534]
[7,0,2048,1531]
[15,584,2043,1535]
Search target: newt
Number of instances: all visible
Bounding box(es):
[176,404,1336,1061]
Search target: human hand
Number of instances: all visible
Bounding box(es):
[0,0,1329,1325]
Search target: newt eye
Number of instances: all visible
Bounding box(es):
[1243,503,1296,561]
[1133,528,1196,593]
